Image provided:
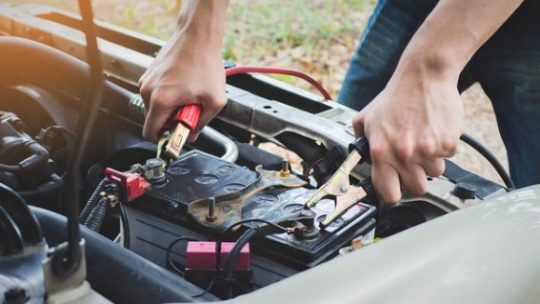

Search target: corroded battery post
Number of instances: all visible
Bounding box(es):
[279,159,290,177]
[206,197,217,223]
[143,158,166,184]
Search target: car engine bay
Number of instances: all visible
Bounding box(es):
[0,3,521,303]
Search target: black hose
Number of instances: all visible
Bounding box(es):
[223,228,257,298]
[18,174,64,199]
[459,133,515,189]
[0,183,42,244]
[0,163,22,172]
[0,206,24,255]
[56,0,104,276]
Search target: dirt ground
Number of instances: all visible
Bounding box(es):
[3,0,509,184]
[455,85,507,184]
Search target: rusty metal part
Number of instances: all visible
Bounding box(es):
[279,159,290,178]
[205,197,217,223]
[188,166,307,232]
[142,158,166,183]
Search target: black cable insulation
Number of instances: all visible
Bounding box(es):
[79,178,109,223]
[165,236,200,275]
[223,229,258,299]
[222,218,288,237]
[459,133,514,189]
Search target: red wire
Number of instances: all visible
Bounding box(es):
[225,66,332,101]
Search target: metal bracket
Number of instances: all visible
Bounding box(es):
[188,166,307,232]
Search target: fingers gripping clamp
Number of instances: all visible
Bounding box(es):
[303,137,376,229]
[348,137,370,161]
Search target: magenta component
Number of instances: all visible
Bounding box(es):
[186,241,250,271]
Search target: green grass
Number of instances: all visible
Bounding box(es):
[4,0,374,96]
[224,1,369,60]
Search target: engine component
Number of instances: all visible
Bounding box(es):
[0,5,526,301]
[0,183,47,303]
[0,112,59,194]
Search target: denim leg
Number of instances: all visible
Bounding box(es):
[337,0,437,110]
[471,27,540,187]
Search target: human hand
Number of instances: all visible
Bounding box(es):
[139,31,226,142]
[352,65,463,203]
[139,0,228,142]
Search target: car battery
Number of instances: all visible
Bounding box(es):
[125,150,376,286]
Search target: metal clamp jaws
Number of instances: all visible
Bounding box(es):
[319,178,374,229]
[157,104,202,166]
[303,137,374,229]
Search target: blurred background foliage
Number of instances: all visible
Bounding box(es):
[3,0,507,181]
[5,0,373,96]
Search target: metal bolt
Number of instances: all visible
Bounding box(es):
[106,194,119,208]
[143,158,166,183]
[206,197,217,222]
[279,159,290,177]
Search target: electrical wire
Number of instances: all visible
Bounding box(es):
[163,219,287,298]
[216,218,290,298]
[165,236,199,276]
[192,277,219,298]
[223,228,258,299]
[459,133,515,189]
[225,66,332,101]
[117,200,131,248]
[221,218,288,237]
[217,218,288,274]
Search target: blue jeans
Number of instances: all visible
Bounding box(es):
[338,0,540,188]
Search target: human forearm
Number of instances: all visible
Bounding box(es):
[397,0,524,82]
[352,0,524,203]
[138,0,230,141]
[175,0,229,50]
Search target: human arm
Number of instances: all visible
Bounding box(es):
[352,0,524,202]
[139,0,229,142]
